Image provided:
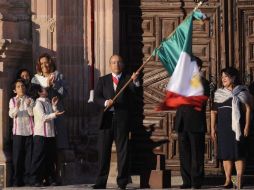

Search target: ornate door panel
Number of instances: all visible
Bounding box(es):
[234,1,254,83]
[120,0,224,174]
[233,0,254,173]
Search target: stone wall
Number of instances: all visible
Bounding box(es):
[0,0,32,187]
[31,0,94,185]
[30,0,120,185]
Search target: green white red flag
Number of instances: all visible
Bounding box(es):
[153,10,208,110]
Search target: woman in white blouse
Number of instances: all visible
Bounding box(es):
[31,53,68,149]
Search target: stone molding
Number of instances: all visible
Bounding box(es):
[32,16,56,33]
[93,0,119,76]
[0,1,30,22]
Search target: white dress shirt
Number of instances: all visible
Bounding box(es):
[9,95,34,136]
[104,73,140,108]
[33,97,57,137]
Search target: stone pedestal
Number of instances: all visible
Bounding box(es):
[140,155,171,188]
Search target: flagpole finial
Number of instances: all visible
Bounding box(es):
[193,0,207,11]
[199,0,208,5]
[197,0,208,3]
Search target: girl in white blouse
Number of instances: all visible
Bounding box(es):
[30,85,64,187]
[9,79,34,186]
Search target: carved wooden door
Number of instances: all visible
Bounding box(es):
[120,0,254,175]
[231,0,254,173]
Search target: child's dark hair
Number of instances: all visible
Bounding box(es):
[12,79,26,91]
[30,84,44,100]
[16,69,31,80]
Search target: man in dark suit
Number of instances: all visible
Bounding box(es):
[175,56,209,189]
[93,54,139,189]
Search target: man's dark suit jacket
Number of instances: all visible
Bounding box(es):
[175,77,210,133]
[94,73,136,130]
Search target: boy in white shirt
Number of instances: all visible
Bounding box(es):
[30,85,64,187]
[9,79,34,186]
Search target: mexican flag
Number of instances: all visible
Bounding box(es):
[153,11,208,111]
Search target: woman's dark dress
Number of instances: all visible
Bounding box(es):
[213,98,247,160]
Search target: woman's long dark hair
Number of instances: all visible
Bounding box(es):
[36,53,56,74]
[221,67,241,86]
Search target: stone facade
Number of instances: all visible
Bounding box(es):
[0,0,120,187]
[0,0,32,187]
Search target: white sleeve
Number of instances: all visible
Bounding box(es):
[9,99,19,118]
[104,100,108,107]
[52,105,58,112]
[133,80,140,87]
[34,101,56,122]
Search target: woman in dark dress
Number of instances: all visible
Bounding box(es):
[211,67,251,189]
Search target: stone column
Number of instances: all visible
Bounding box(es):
[0,0,31,187]
[90,0,120,186]
[31,0,119,185]
[32,0,94,184]
[93,0,119,77]
[31,0,57,62]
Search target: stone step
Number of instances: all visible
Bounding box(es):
[108,174,254,187]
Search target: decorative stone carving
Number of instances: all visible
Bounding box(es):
[47,18,56,32]
[32,17,56,32]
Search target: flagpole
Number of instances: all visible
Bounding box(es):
[104,0,206,112]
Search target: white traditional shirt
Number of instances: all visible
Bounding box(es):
[33,97,57,137]
[9,95,34,136]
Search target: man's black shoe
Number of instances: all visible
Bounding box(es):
[44,177,58,186]
[192,185,201,189]
[180,184,191,189]
[31,182,43,187]
[92,184,106,189]
[117,185,126,190]
[13,182,24,187]
[50,181,57,186]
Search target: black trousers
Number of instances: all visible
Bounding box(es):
[30,136,57,184]
[178,131,205,186]
[12,135,33,185]
[95,113,129,187]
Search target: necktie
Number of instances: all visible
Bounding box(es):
[112,76,119,86]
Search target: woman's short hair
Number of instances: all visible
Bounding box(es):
[221,67,241,85]
[36,53,56,74]
[16,68,31,80]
